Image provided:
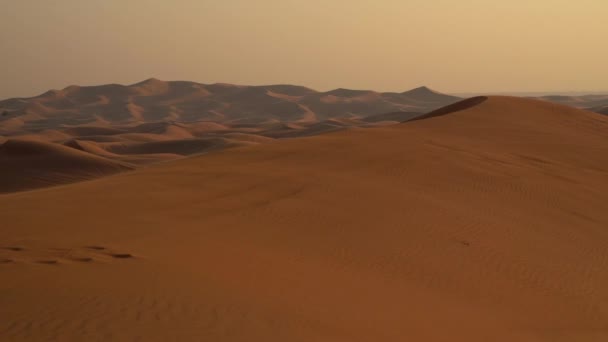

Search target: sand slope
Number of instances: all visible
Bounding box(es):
[0,139,133,193]
[1,96,608,341]
[589,105,608,115]
[361,110,423,123]
[0,80,452,182]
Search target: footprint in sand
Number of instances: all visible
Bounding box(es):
[3,247,24,252]
[85,246,135,259]
[110,253,134,259]
[71,257,94,263]
[85,246,106,251]
[1,245,137,266]
[37,260,59,265]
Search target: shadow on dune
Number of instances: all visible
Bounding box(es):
[408,96,488,122]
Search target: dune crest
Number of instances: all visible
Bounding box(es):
[410,96,488,120]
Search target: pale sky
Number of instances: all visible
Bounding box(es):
[1,0,607,99]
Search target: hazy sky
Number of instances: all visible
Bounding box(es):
[1,0,607,98]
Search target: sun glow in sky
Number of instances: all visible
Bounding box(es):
[1,0,607,98]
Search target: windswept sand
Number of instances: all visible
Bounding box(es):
[1,81,463,190]
[0,139,133,193]
[1,96,608,341]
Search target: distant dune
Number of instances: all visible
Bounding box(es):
[0,79,458,134]
[0,80,464,192]
[588,105,608,115]
[103,137,240,156]
[535,94,608,112]
[2,96,608,341]
[2,80,606,193]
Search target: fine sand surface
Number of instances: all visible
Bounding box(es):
[2,96,608,341]
[0,139,133,193]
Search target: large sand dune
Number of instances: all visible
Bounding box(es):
[0,81,460,192]
[2,96,608,341]
[0,80,456,134]
[2,81,606,193]
[0,139,133,193]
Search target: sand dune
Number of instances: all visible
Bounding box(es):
[0,80,451,180]
[64,139,118,157]
[362,110,423,123]
[3,82,606,135]
[0,139,133,193]
[0,79,459,133]
[104,138,240,156]
[11,129,73,143]
[63,126,127,137]
[401,85,461,103]
[588,105,608,115]
[3,81,605,195]
[1,96,608,341]
[412,95,489,120]
[537,94,608,110]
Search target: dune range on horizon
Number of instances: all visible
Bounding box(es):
[2,80,607,193]
[0,80,462,193]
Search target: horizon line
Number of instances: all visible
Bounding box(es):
[2,78,608,100]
